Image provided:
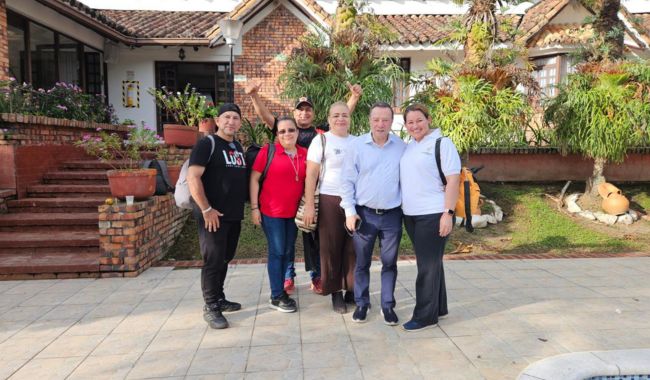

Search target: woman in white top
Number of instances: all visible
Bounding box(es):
[399,104,461,332]
[303,102,356,313]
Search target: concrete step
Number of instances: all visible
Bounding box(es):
[0,231,99,253]
[62,160,138,170]
[0,252,100,274]
[0,212,98,232]
[7,197,106,213]
[43,171,108,185]
[27,184,110,198]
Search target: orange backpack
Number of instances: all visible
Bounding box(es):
[435,137,481,232]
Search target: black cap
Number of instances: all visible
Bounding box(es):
[295,96,314,109]
[218,103,241,117]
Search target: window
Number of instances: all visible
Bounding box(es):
[154,62,231,133]
[392,58,411,110]
[6,10,104,95]
[7,13,26,83]
[532,56,561,97]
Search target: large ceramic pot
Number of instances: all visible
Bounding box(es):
[167,164,182,188]
[199,118,216,136]
[106,169,157,200]
[163,124,198,148]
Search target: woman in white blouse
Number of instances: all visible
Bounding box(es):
[302,102,356,313]
[399,103,461,332]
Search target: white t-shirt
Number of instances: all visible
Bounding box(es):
[400,129,461,216]
[307,131,355,197]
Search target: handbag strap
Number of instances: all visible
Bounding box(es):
[317,133,326,189]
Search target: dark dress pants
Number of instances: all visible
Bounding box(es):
[404,213,448,325]
[353,206,402,309]
[193,204,241,306]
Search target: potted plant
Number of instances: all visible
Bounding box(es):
[148,84,204,148]
[75,124,161,200]
[198,103,218,136]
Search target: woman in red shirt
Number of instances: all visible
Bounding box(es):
[250,117,307,313]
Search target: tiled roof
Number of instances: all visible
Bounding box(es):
[98,10,224,39]
[517,0,573,43]
[528,23,593,47]
[206,0,332,43]
[376,14,522,45]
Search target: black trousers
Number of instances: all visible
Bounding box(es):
[193,204,241,306]
[302,230,320,277]
[404,213,448,325]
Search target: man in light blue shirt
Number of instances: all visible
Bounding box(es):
[340,102,406,325]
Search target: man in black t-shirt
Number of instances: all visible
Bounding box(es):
[187,103,247,330]
[245,81,362,295]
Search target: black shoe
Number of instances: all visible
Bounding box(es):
[344,291,355,305]
[218,298,241,312]
[203,304,229,329]
[269,292,297,313]
[381,307,399,326]
[352,305,370,323]
[332,291,347,314]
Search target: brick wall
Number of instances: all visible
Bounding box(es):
[0,0,8,81]
[1,114,130,198]
[0,189,14,213]
[98,195,190,277]
[234,5,309,122]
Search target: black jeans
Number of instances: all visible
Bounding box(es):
[193,204,241,306]
[404,213,449,325]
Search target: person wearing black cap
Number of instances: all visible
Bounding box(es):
[187,103,247,330]
[245,80,362,296]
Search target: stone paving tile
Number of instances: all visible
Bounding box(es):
[3,258,650,379]
[68,352,140,380]
[36,333,105,358]
[8,356,84,380]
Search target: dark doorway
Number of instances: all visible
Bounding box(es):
[154,62,231,133]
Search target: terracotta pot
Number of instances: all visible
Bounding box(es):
[597,182,621,199]
[106,169,157,200]
[602,193,630,215]
[167,164,182,187]
[199,118,216,136]
[163,124,198,148]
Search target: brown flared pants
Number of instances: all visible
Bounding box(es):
[318,194,355,295]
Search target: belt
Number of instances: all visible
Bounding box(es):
[360,205,400,215]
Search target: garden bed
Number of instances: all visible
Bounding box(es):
[164,183,650,261]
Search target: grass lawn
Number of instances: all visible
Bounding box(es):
[165,183,649,261]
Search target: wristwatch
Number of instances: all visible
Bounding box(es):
[444,209,455,215]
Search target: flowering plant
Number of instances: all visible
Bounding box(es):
[148,84,208,128]
[75,123,163,170]
[0,79,117,123]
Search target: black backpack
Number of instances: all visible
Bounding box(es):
[141,159,173,195]
[244,143,275,202]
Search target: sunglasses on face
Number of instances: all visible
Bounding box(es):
[277,128,297,135]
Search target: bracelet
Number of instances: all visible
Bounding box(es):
[201,206,212,214]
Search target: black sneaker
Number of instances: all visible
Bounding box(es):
[203,304,228,329]
[332,291,347,314]
[352,305,370,323]
[218,298,241,312]
[344,291,355,305]
[269,292,297,313]
[381,307,399,326]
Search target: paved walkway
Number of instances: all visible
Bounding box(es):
[1,257,649,380]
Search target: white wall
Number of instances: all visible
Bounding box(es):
[107,44,236,128]
[7,0,104,50]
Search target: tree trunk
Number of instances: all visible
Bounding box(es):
[463,0,497,68]
[594,0,624,60]
[580,157,607,211]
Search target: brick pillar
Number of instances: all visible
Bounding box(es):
[0,0,9,81]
